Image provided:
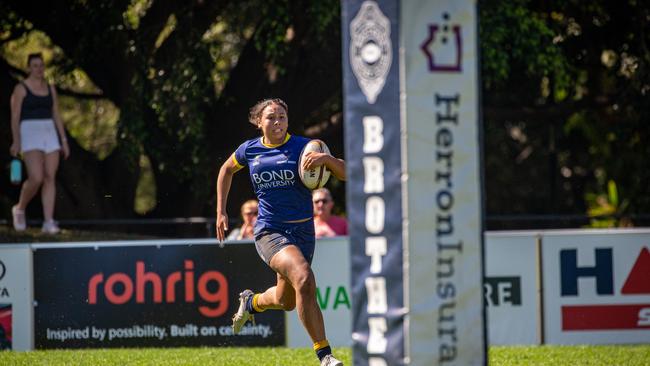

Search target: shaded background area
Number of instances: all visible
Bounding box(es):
[0,0,649,240]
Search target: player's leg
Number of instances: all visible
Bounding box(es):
[270,245,342,365]
[231,225,342,365]
[232,230,298,333]
[231,255,300,333]
[269,245,325,341]
[254,273,296,311]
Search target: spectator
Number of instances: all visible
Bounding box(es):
[9,53,70,234]
[313,188,348,238]
[227,199,258,240]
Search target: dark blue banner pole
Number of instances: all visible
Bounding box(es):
[342,1,405,365]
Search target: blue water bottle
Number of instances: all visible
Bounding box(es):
[10,158,22,185]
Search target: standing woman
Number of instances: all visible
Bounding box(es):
[216,98,345,366]
[9,53,69,233]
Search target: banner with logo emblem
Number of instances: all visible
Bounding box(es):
[344,0,485,364]
[343,0,405,365]
[402,0,485,364]
[33,242,283,348]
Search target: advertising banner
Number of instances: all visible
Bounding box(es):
[402,0,485,365]
[343,0,484,364]
[343,1,406,365]
[33,243,283,348]
[0,245,33,350]
[542,229,650,344]
[287,237,352,348]
[484,232,539,345]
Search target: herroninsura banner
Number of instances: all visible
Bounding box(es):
[402,0,486,364]
[344,0,485,364]
[33,244,283,348]
[342,0,405,365]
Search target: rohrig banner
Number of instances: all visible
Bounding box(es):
[33,242,283,348]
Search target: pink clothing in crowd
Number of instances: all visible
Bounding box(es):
[314,215,348,238]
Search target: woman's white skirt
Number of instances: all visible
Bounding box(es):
[20,119,61,154]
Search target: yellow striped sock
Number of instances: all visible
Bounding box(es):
[313,339,330,351]
[252,294,266,312]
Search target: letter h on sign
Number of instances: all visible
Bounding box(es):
[560,248,614,296]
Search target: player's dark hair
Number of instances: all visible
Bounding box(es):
[248,98,288,126]
[27,53,43,66]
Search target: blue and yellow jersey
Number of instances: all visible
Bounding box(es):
[233,134,312,229]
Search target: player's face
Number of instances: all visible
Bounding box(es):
[258,103,288,144]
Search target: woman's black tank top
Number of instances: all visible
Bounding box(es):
[20,82,53,121]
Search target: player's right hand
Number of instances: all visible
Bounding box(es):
[216,212,228,243]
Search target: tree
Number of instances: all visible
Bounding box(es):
[1,0,648,231]
[480,0,650,228]
[0,0,343,225]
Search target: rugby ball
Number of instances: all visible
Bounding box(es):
[298,139,331,190]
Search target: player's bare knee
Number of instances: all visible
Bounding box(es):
[294,266,316,296]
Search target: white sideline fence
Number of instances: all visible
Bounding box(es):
[0,228,649,350]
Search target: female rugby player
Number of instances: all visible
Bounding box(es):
[216,98,345,366]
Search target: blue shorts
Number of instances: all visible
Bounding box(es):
[254,219,315,265]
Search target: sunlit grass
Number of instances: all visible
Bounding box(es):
[490,345,650,366]
[0,347,350,366]
[1,345,650,365]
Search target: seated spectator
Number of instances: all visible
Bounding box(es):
[227,199,258,240]
[313,188,348,238]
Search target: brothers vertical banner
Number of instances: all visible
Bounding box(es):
[344,0,485,365]
[402,1,485,365]
[343,1,405,365]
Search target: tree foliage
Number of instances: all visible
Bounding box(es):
[0,0,648,229]
[480,0,650,227]
[1,0,342,222]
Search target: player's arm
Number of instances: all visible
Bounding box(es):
[304,152,346,181]
[216,153,244,242]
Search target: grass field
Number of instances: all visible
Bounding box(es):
[1,345,649,365]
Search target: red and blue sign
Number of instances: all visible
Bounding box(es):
[560,246,650,331]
